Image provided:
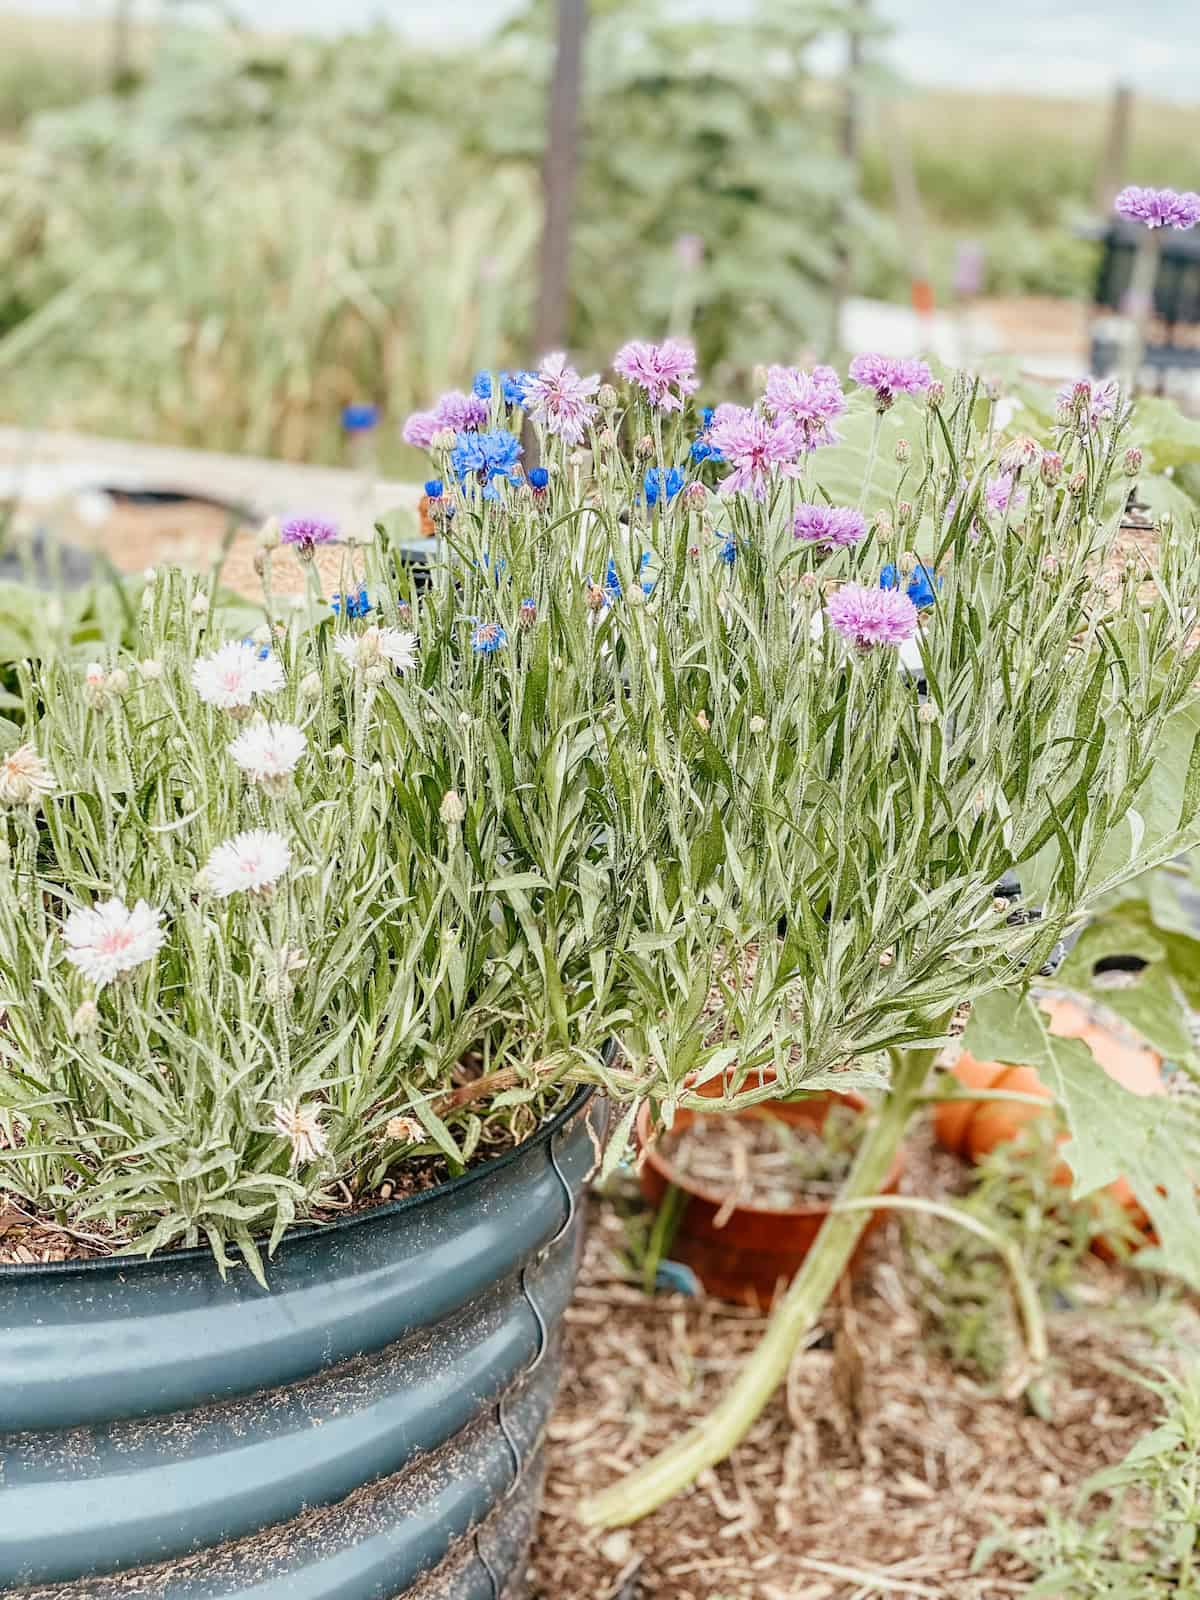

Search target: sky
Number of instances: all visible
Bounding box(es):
[6,0,1200,102]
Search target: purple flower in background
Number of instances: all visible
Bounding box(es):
[523,352,600,444]
[827,583,920,650]
[402,389,488,448]
[984,470,1027,518]
[280,515,338,552]
[402,410,439,448]
[613,338,699,412]
[849,354,933,411]
[792,503,867,548]
[763,364,846,450]
[1115,185,1200,230]
[706,407,803,501]
[1055,377,1119,433]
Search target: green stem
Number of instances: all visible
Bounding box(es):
[580,1021,951,1529]
[832,1194,1047,1369]
[857,410,883,512]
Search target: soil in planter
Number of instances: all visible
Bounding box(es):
[0,1069,576,1266]
[659,1104,865,1210]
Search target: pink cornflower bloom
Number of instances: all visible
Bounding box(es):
[707,407,803,501]
[984,471,1027,518]
[613,338,699,411]
[402,389,488,447]
[792,503,867,548]
[849,354,933,411]
[523,353,600,444]
[1055,377,1119,433]
[1115,186,1200,230]
[826,583,920,650]
[763,364,846,449]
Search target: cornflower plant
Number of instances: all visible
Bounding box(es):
[407,347,1200,1522]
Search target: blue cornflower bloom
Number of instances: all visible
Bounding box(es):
[472,371,493,400]
[501,369,537,408]
[471,621,508,655]
[700,407,715,429]
[450,430,522,494]
[716,534,738,565]
[342,404,379,432]
[880,561,941,610]
[331,586,372,620]
[604,551,656,599]
[691,440,713,463]
[424,478,444,499]
[528,466,550,490]
[643,466,685,508]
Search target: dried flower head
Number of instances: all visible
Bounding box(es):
[439,788,467,826]
[386,1115,424,1144]
[62,897,165,989]
[0,744,54,808]
[272,1100,326,1166]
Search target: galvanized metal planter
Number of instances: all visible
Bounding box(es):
[0,1086,603,1599]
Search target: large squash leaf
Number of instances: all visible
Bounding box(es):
[963,989,1200,1290]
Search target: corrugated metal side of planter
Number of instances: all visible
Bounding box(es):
[0,1086,604,1599]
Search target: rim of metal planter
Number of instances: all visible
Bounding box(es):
[0,1079,598,1279]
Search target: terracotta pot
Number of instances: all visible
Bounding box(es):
[932,994,1164,1236]
[637,1090,904,1309]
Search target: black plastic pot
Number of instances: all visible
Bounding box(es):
[0,1086,603,1598]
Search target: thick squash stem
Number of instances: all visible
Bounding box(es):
[580,1026,951,1528]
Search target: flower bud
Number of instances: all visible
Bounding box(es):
[684,481,707,508]
[598,383,619,412]
[255,517,281,552]
[1123,446,1143,477]
[872,512,893,539]
[139,658,164,680]
[999,436,1041,472]
[299,669,322,701]
[1039,451,1063,487]
[84,662,109,711]
[191,593,209,616]
[927,380,945,409]
[897,500,912,526]
[628,585,646,607]
[1042,553,1059,577]
[106,667,129,697]
[1068,470,1087,495]
[597,427,619,452]
[917,702,938,725]
[458,711,472,728]
[748,715,766,734]
[329,742,347,762]
[695,710,710,733]
[431,426,457,452]
[687,544,701,559]
[519,598,537,629]
[992,896,1011,914]
[899,549,919,574]
[635,434,655,460]
[585,582,607,611]
[440,788,467,826]
[894,439,911,464]
[364,663,389,686]
[878,949,895,969]
[71,1000,100,1039]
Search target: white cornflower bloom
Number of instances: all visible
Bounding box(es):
[204,829,292,898]
[271,1099,326,1165]
[139,658,164,680]
[228,721,306,793]
[62,898,165,990]
[0,744,54,808]
[333,626,418,676]
[191,642,285,711]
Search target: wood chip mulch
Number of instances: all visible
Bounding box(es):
[530,1122,1196,1600]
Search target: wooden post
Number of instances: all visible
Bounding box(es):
[827,0,867,357]
[1094,83,1133,216]
[533,0,588,358]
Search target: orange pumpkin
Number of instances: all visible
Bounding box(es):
[933,995,1163,1218]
